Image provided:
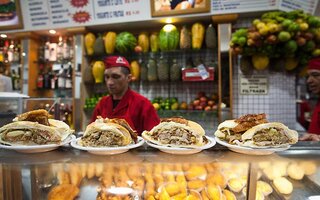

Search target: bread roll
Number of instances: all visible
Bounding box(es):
[287,163,304,180]
[273,177,293,195]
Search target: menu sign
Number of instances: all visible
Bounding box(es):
[212,0,278,14]
[279,0,318,15]
[240,75,268,95]
[21,0,150,31]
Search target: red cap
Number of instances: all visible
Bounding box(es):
[104,56,130,69]
[308,58,320,71]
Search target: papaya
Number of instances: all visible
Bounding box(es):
[93,34,105,56]
[240,56,253,75]
[205,24,217,49]
[130,60,140,81]
[84,32,96,56]
[104,32,117,54]
[92,61,105,83]
[180,25,191,49]
[191,22,205,49]
[83,62,95,84]
[149,32,159,52]
[140,60,148,81]
[138,32,150,53]
[157,57,169,82]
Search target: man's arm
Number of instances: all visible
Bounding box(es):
[299,133,320,141]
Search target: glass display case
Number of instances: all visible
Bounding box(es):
[0,143,319,200]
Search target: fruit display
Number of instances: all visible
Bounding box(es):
[230,10,320,73]
[83,93,108,110]
[92,61,105,84]
[84,22,217,57]
[152,97,179,111]
[188,91,218,111]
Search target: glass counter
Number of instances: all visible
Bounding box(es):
[0,142,319,200]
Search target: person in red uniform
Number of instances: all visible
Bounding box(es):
[299,58,320,141]
[91,56,160,135]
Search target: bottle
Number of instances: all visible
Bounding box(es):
[57,65,66,89]
[13,42,20,62]
[68,37,74,60]
[7,40,14,62]
[16,67,21,90]
[43,69,51,89]
[57,36,63,63]
[62,37,70,60]
[65,64,72,89]
[50,69,57,89]
[11,69,17,90]
[37,71,44,89]
[44,39,50,61]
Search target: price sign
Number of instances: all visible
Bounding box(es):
[240,75,268,95]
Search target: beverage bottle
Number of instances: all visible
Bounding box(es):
[11,69,17,90]
[57,65,66,89]
[7,40,14,62]
[44,39,50,61]
[62,37,70,60]
[65,64,72,89]
[57,36,63,63]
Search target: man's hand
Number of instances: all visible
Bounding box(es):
[299,133,320,141]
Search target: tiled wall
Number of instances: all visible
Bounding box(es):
[232,58,297,129]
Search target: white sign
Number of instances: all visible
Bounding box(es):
[212,0,278,14]
[21,0,150,31]
[279,0,318,15]
[240,75,268,95]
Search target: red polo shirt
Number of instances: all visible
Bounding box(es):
[308,100,320,135]
[91,88,160,135]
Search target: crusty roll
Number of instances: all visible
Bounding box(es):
[0,121,63,145]
[79,120,134,147]
[241,122,298,148]
[142,117,207,148]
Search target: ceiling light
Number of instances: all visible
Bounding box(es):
[0,34,7,38]
[165,18,173,24]
[49,30,56,34]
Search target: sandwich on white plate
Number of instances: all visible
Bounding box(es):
[0,109,74,146]
[142,117,208,148]
[79,117,137,147]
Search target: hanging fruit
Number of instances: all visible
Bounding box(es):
[191,22,205,50]
[92,61,105,83]
[115,32,137,54]
[180,25,191,49]
[159,24,179,51]
[252,54,269,70]
[149,32,159,52]
[84,32,96,56]
[205,24,217,49]
[130,60,140,81]
[104,32,117,54]
[138,32,150,53]
[93,34,105,56]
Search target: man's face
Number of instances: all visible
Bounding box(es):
[104,67,131,98]
[307,69,320,95]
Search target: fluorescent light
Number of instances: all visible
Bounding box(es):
[49,30,56,34]
[0,34,7,38]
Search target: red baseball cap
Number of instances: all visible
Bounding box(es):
[104,56,130,69]
[308,57,320,71]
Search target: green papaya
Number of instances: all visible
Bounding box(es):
[205,24,217,49]
[93,35,105,56]
[157,57,169,82]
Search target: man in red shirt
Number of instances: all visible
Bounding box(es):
[91,56,160,135]
[300,58,320,141]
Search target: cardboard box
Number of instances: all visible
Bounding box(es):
[182,67,214,81]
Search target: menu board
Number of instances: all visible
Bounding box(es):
[279,0,318,15]
[21,0,151,31]
[212,0,278,14]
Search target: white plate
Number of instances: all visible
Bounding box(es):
[215,137,290,155]
[70,136,144,155]
[0,135,76,153]
[145,136,216,155]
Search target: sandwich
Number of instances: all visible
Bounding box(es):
[0,120,69,145]
[214,113,268,144]
[0,109,73,145]
[79,117,137,147]
[142,117,208,148]
[240,122,298,148]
